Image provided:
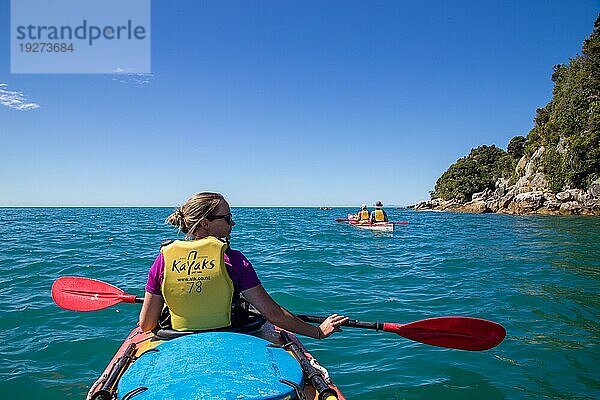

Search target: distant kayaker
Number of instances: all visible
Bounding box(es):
[138,192,348,339]
[370,201,389,223]
[356,204,370,223]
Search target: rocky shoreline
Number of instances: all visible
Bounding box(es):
[410,179,600,216]
[410,141,600,216]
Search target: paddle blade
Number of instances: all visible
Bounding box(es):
[51,276,137,311]
[335,219,349,223]
[384,316,506,351]
[393,221,409,225]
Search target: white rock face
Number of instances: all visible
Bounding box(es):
[588,179,600,197]
[556,191,572,202]
[512,191,545,212]
[560,201,582,214]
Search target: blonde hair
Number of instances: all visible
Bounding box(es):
[166,192,224,237]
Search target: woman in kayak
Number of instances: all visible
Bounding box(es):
[370,201,389,223]
[138,192,348,339]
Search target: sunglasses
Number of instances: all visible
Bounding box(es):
[206,212,234,225]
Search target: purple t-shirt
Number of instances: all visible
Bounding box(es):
[145,248,261,297]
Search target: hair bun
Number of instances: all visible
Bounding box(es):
[175,207,187,230]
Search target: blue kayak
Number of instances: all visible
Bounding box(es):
[86,325,345,400]
[118,332,302,399]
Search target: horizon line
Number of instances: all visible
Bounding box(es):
[0,205,412,208]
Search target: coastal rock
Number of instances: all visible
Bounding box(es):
[566,189,586,204]
[496,177,510,190]
[486,199,501,213]
[412,177,600,216]
[413,198,446,210]
[515,146,545,189]
[542,192,555,202]
[528,147,545,174]
[583,198,600,211]
[544,200,562,211]
[440,199,463,211]
[509,191,544,213]
[559,201,582,214]
[515,155,528,176]
[412,200,429,210]
[530,172,549,190]
[459,200,488,213]
[499,190,516,209]
[556,191,572,202]
[472,188,492,202]
[430,198,445,208]
[515,176,528,190]
[494,178,509,197]
[588,179,600,198]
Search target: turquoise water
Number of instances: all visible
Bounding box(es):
[0,207,598,399]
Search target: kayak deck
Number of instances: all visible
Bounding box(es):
[86,323,345,400]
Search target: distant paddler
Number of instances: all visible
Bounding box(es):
[370,201,389,223]
[356,204,370,224]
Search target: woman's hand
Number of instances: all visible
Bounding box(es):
[318,314,349,338]
[242,285,350,339]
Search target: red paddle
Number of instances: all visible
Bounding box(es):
[52,276,141,311]
[297,315,505,351]
[51,277,505,351]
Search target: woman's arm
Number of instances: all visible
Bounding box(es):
[242,285,348,339]
[138,291,165,332]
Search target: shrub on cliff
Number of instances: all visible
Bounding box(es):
[431,145,514,201]
[507,136,526,159]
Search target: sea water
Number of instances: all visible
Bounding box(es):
[0,207,598,399]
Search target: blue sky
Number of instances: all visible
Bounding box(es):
[1,1,599,207]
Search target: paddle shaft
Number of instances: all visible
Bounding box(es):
[297,315,382,330]
[126,300,379,330]
[61,292,491,342]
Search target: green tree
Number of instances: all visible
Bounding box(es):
[431,145,514,201]
[507,136,526,159]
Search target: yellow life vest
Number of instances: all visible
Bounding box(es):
[359,210,370,220]
[160,236,234,331]
[374,209,386,222]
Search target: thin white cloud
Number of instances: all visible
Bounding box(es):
[110,68,154,85]
[0,83,40,111]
